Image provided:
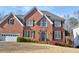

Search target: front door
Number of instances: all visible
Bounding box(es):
[40,31,47,41]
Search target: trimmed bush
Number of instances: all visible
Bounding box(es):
[17,37,32,42]
[17,37,38,43]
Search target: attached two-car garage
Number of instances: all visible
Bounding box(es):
[0,33,19,42]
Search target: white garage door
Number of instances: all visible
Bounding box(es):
[0,33,19,42]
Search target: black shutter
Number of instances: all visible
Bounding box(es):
[33,20,35,26]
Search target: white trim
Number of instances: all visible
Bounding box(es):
[44,15,53,24]
[24,7,53,24]
[26,20,34,26]
[36,8,53,24]
[54,21,61,27]
[40,19,47,27]
[0,32,20,36]
[24,30,32,37]
[23,7,35,18]
[0,15,9,24]
[13,13,24,26]
[54,31,61,39]
[37,8,43,16]
[0,13,24,27]
[23,7,43,18]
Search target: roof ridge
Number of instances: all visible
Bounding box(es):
[41,10,65,21]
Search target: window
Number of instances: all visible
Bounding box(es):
[26,20,35,26]
[54,31,61,39]
[8,18,14,24]
[40,31,47,41]
[24,31,35,38]
[31,31,35,38]
[54,21,61,27]
[24,31,30,37]
[40,19,47,27]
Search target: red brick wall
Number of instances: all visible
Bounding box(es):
[24,9,53,41]
[40,17,53,42]
[52,21,65,45]
[24,9,42,21]
[24,9,42,41]
[24,9,65,45]
[0,15,24,37]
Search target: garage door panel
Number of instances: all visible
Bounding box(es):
[6,36,17,42]
[0,33,19,41]
[0,36,5,41]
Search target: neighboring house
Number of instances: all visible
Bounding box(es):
[0,7,65,45]
[73,25,79,47]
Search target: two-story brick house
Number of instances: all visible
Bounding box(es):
[0,7,65,45]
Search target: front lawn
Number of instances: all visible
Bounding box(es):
[0,42,79,53]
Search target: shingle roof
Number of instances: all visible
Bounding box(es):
[0,15,9,24]
[0,13,25,26]
[41,11,65,21]
[16,15,25,25]
[0,9,65,25]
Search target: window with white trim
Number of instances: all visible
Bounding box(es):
[25,31,30,37]
[32,31,35,38]
[24,31,35,38]
[26,20,35,26]
[54,31,61,39]
[40,19,47,27]
[54,21,61,27]
[40,31,47,41]
[8,18,14,24]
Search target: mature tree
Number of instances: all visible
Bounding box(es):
[73,10,79,18]
[64,14,79,33]
[68,17,78,28]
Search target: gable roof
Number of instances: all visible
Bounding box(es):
[24,7,54,24]
[0,13,24,26]
[0,15,9,24]
[24,7,64,24]
[41,11,65,21]
[23,7,43,19]
[0,7,65,26]
[16,15,25,25]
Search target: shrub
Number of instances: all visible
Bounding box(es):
[65,36,72,47]
[24,37,32,42]
[17,37,32,42]
[75,46,79,48]
[17,37,38,43]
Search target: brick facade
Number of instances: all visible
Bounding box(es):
[24,8,65,45]
[0,14,24,37]
[0,8,65,45]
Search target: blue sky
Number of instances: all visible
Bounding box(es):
[0,6,79,17]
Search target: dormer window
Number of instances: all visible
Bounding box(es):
[8,18,14,24]
[26,20,35,26]
[40,19,47,27]
[54,21,61,27]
